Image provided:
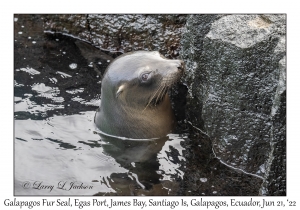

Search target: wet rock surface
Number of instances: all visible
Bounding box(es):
[43,14,186,58]
[177,129,263,196]
[260,90,286,196]
[181,14,286,195]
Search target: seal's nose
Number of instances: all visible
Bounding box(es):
[177,60,185,73]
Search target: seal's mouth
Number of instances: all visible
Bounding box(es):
[144,63,184,109]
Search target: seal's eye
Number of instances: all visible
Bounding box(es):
[141,73,150,82]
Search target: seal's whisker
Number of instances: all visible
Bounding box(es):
[142,82,165,112]
[155,84,167,105]
[150,84,164,104]
[147,77,164,103]
[150,82,164,103]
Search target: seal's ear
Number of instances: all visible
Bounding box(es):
[116,84,125,98]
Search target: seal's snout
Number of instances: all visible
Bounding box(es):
[176,60,185,74]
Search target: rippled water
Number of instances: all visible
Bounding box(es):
[15,111,186,195]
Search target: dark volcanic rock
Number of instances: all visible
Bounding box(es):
[260,89,286,196]
[177,130,263,196]
[43,14,187,58]
[181,14,286,195]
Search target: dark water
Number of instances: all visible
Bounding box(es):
[15,113,186,195]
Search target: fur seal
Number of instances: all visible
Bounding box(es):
[94,51,185,139]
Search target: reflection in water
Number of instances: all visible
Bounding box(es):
[15,111,186,195]
[101,135,168,190]
[96,134,185,195]
[15,112,108,195]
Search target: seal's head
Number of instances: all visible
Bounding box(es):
[95,51,185,139]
